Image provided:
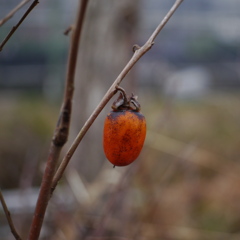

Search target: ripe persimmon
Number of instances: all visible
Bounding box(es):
[103,87,146,167]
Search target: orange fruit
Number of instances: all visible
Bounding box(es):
[103,109,146,167]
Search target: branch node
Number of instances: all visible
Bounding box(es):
[64,25,73,36]
[132,44,141,52]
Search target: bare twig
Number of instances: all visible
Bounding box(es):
[28,1,89,239]
[0,0,39,52]
[51,0,184,192]
[148,0,184,43]
[64,25,73,36]
[0,0,31,27]
[0,189,22,240]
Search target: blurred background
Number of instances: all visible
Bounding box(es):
[0,0,240,239]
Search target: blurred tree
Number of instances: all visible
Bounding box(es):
[69,0,140,181]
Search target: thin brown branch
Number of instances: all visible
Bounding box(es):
[148,0,184,43]
[28,0,89,240]
[0,0,31,27]
[51,0,184,193]
[0,189,22,240]
[0,0,39,52]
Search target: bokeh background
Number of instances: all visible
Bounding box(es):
[0,0,240,239]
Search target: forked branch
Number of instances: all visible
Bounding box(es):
[51,0,184,192]
[0,0,39,51]
[0,0,31,27]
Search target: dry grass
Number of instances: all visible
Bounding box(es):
[1,92,240,239]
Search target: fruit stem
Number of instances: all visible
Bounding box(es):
[116,87,128,105]
[112,86,141,112]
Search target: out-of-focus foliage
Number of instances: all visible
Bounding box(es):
[2,93,240,239]
[0,95,58,189]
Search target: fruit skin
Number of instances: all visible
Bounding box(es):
[103,109,146,167]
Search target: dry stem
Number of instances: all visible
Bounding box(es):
[0,0,31,27]
[27,0,89,239]
[0,189,22,240]
[0,0,39,52]
[51,0,184,192]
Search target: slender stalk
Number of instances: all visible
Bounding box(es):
[0,189,22,240]
[148,0,184,43]
[0,0,31,26]
[51,0,184,193]
[0,0,39,51]
[28,0,89,239]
